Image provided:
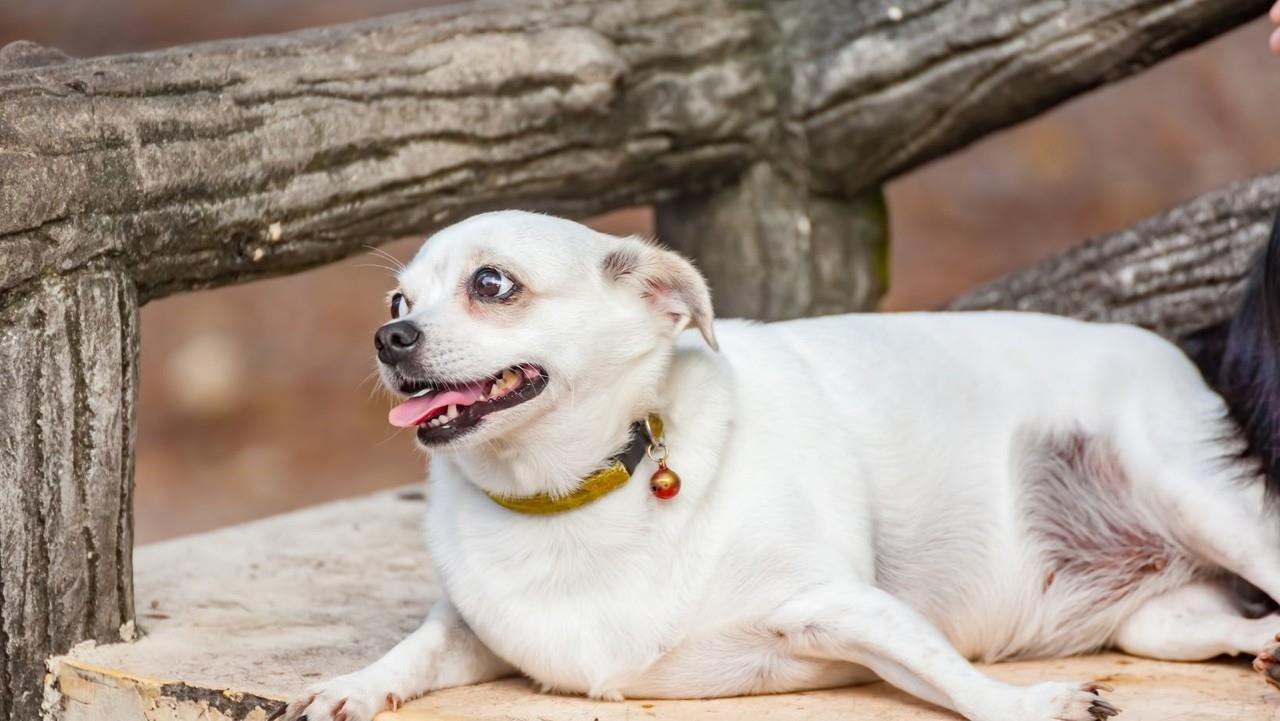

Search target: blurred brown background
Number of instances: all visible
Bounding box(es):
[3,2,1277,542]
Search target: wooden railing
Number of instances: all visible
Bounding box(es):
[0,1,1273,719]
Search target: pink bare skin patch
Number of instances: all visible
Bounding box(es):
[1023,430,1187,602]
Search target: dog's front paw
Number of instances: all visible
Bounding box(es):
[279,672,404,721]
[1253,633,1280,690]
[1015,681,1119,721]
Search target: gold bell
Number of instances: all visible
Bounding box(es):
[645,413,680,500]
[650,463,681,499]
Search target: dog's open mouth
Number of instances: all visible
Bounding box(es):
[387,364,548,444]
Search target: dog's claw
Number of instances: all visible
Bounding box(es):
[1254,647,1280,690]
[1082,681,1114,694]
[1088,697,1121,719]
[280,680,397,721]
[281,694,316,721]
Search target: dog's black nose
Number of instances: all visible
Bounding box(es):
[375,320,421,364]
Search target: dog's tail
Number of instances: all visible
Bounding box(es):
[1216,209,1280,499]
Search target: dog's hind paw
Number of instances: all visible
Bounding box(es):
[1253,633,1280,690]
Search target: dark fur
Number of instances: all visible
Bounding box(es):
[1217,209,1280,503]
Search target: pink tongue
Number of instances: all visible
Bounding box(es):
[388,380,488,428]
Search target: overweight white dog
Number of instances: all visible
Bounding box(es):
[285,210,1280,721]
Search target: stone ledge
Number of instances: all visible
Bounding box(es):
[42,489,1277,720]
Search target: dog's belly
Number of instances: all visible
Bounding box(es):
[874,427,1202,662]
[622,629,877,698]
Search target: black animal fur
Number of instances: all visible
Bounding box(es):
[1217,209,1280,502]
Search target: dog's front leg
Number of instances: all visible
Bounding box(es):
[283,597,514,721]
[769,585,1118,721]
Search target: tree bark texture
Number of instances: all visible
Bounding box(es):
[948,170,1280,342]
[779,0,1269,196]
[0,0,1266,307]
[0,270,138,721]
[657,163,888,319]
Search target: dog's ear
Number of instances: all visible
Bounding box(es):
[602,239,718,351]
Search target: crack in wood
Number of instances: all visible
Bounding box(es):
[19,299,56,721]
[65,283,98,642]
[157,683,286,719]
[115,281,137,631]
[0,562,12,721]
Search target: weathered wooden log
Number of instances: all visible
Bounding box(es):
[658,163,888,319]
[0,0,1266,309]
[0,270,137,721]
[785,0,1271,195]
[948,170,1280,342]
[658,0,1270,319]
[0,1,774,306]
[949,169,1280,383]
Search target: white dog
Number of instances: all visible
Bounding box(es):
[285,210,1280,721]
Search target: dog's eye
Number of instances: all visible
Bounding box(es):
[390,292,410,319]
[471,267,517,301]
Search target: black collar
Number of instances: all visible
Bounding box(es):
[615,420,650,476]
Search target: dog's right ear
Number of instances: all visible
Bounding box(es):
[602,239,718,351]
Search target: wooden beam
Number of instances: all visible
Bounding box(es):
[0,0,1266,307]
[789,0,1270,195]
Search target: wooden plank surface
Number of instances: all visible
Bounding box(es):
[45,489,1278,720]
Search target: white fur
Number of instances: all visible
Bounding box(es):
[286,211,1280,721]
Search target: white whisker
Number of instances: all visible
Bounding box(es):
[363,244,406,271]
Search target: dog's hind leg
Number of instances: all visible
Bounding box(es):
[1114,581,1279,660]
[1107,395,1280,693]
[1119,428,1280,607]
[769,584,1119,721]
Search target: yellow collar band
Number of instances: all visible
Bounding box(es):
[484,414,662,515]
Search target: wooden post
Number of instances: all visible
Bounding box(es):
[656,164,888,320]
[0,270,137,721]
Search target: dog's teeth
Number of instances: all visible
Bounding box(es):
[411,387,432,398]
[490,368,520,397]
[446,404,459,420]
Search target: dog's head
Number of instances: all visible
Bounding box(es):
[376,211,716,452]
